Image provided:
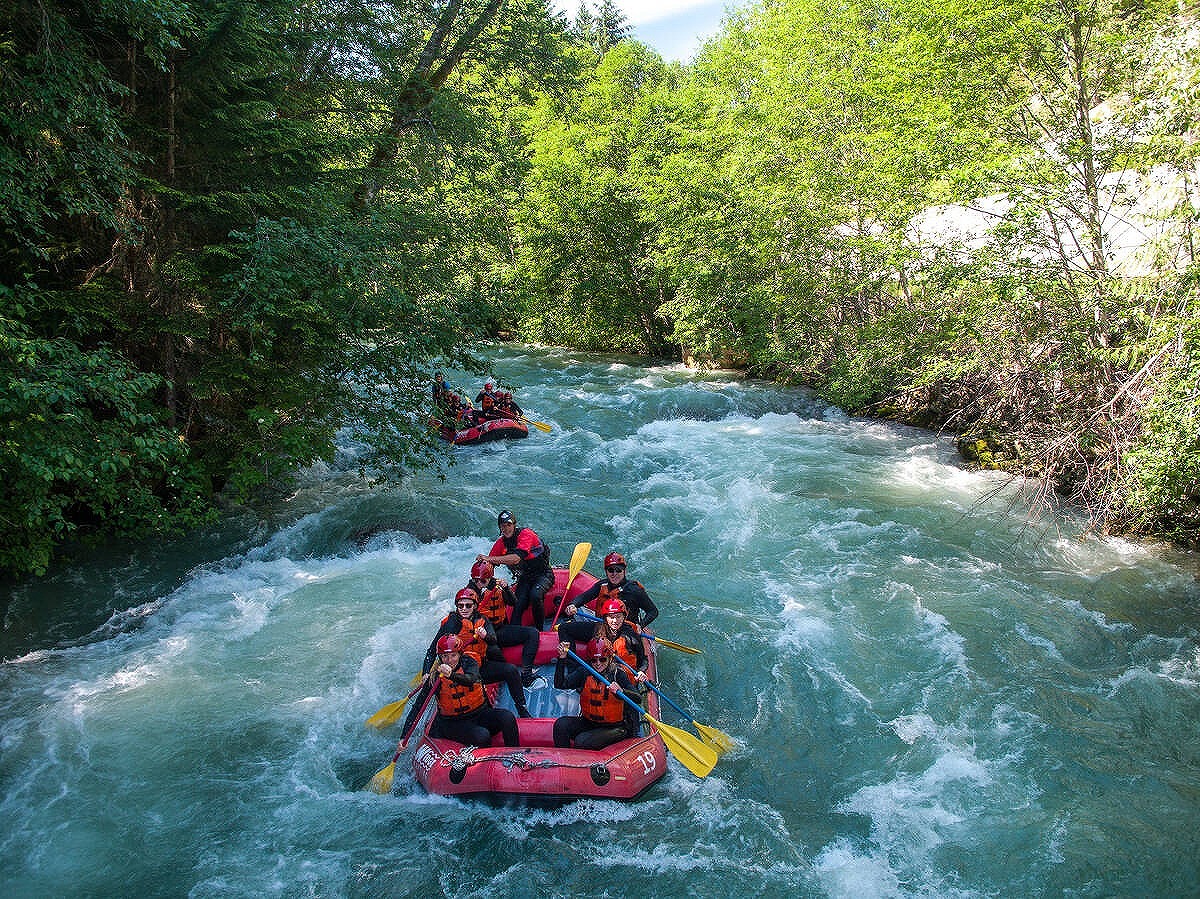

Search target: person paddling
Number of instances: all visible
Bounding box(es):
[552,637,640,750]
[464,560,540,688]
[400,635,519,750]
[558,596,648,700]
[420,588,532,718]
[477,510,554,630]
[431,370,450,409]
[562,551,658,631]
[494,390,522,418]
[475,380,498,417]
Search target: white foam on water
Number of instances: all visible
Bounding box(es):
[910,599,971,682]
[776,593,835,647]
[1156,643,1200,687]
[890,713,939,745]
[1046,595,1137,635]
[821,746,996,897]
[1014,623,1066,661]
[813,838,906,898]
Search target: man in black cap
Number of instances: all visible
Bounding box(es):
[477,510,554,631]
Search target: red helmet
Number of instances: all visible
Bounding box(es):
[603,552,626,569]
[454,588,478,606]
[586,637,614,662]
[485,380,494,389]
[470,560,494,580]
[437,634,465,653]
[599,598,627,617]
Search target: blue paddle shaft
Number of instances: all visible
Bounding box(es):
[573,607,671,650]
[565,650,643,717]
[614,656,692,722]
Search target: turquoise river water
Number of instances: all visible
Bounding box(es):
[2,344,1198,898]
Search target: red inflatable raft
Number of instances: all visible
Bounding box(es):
[433,414,529,446]
[407,567,668,800]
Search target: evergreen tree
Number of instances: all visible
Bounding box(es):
[569,0,629,54]
[0,0,571,576]
[594,0,631,51]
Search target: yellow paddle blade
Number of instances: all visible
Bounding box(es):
[646,714,718,777]
[366,761,397,794]
[654,636,702,655]
[568,542,591,583]
[553,542,591,626]
[365,673,424,728]
[364,697,410,729]
[516,414,552,432]
[694,721,736,756]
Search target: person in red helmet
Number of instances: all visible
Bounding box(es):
[475,380,498,417]
[476,510,554,631]
[562,551,659,631]
[464,559,541,688]
[494,390,522,418]
[400,634,518,749]
[558,594,648,690]
[551,637,639,749]
[420,588,532,718]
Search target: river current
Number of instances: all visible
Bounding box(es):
[2,344,1198,898]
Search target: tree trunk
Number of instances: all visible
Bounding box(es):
[357,0,507,206]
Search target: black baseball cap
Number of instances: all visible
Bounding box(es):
[497,510,515,526]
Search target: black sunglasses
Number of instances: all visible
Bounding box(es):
[606,565,625,573]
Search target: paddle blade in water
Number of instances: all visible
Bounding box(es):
[646,714,718,777]
[366,761,397,794]
[653,636,702,655]
[694,721,736,756]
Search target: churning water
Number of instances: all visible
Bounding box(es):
[2,345,1198,898]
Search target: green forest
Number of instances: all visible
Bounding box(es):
[3,0,1199,578]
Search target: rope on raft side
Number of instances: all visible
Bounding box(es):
[432,729,663,773]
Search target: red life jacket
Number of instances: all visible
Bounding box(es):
[580,675,626,724]
[436,673,487,717]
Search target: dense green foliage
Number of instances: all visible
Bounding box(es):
[1,0,573,576]
[501,0,1200,544]
[6,0,1200,575]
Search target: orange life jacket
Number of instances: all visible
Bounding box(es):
[472,582,508,629]
[580,674,626,724]
[440,613,488,663]
[592,621,640,675]
[612,633,639,674]
[435,673,487,717]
